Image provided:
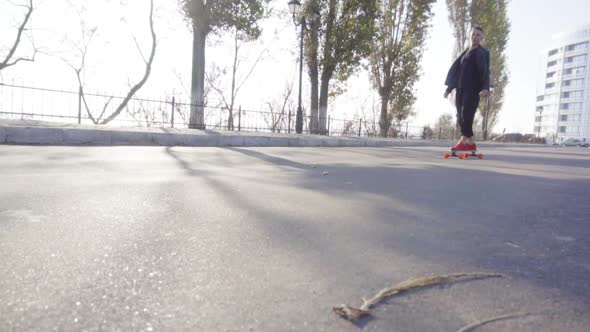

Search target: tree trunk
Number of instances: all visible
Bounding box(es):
[307,17,320,135]
[379,94,389,137]
[309,56,319,135]
[189,28,207,129]
[317,0,337,136]
[228,31,239,131]
[318,71,331,135]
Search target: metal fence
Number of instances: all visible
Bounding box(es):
[0,81,458,140]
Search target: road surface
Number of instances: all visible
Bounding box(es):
[1,145,589,331]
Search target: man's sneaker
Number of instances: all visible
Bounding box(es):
[464,143,477,151]
[451,142,466,151]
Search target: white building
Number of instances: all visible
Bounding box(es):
[535,25,590,143]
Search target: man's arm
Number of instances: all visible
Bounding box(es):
[444,55,462,98]
[444,86,454,98]
[478,49,491,93]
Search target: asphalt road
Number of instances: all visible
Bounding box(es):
[1,145,589,331]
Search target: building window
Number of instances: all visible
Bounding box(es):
[567,126,581,135]
[562,79,585,88]
[562,102,584,110]
[546,82,555,89]
[560,126,567,133]
[537,95,544,101]
[535,116,542,122]
[561,90,584,98]
[548,49,558,56]
[546,72,555,78]
[560,114,568,121]
[545,93,559,102]
[566,42,589,51]
[565,66,586,75]
[565,54,587,63]
[547,60,557,67]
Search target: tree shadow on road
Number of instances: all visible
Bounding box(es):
[164,146,590,329]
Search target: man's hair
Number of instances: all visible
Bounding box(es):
[474,26,484,34]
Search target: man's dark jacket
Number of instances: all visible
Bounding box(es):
[445,46,490,94]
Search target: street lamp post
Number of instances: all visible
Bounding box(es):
[537,106,544,138]
[288,0,305,134]
[483,85,493,140]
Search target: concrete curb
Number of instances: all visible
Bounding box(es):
[0,120,546,148]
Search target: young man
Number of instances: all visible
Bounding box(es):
[444,26,491,151]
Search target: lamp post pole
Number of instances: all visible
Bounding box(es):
[288,0,306,134]
[537,107,543,138]
[295,17,305,134]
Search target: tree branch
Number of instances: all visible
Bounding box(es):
[235,47,267,97]
[0,0,34,71]
[100,0,157,124]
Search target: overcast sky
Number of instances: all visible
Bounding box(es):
[1,0,590,133]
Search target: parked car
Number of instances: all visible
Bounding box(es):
[561,138,590,147]
[492,133,523,143]
[522,134,546,144]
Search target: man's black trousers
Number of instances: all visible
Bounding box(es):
[455,88,480,138]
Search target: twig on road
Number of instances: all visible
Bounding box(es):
[457,312,534,332]
[333,272,504,323]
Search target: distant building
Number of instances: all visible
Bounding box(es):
[535,25,590,143]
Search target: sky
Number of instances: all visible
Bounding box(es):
[1,0,590,133]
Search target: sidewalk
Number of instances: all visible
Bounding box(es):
[0,119,532,148]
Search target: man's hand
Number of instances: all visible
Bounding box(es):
[480,89,491,98]
[444,88,453,99]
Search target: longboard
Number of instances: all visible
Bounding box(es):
[443,149,483,159]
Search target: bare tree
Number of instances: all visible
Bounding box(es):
[357,95,379,137]
[433,112,455,140]
[208,29,267,130]
[263,81,294,133]
[179,0,270,129]
[126,100,169,127]
[60,0,157,125]
[341,118,358,136]
[0,0,37,72]
[172,63,220,127]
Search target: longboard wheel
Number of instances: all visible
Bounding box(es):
[458,154,464,159]
[443,152,450,159]
[477,153,484,159]
[462,153,470,159]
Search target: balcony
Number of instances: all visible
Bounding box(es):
[564,48,588,58]
[563,60,587,69]
[560,85,585,92]
[561,72,585,80]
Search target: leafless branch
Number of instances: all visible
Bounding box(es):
[263,81,293,133]
[208,69,231,111]
[101,0,157,124]
[0,0,35,71]
[457,312,535,332]
[333,273,503,323]
[96,96,115,122]
[234,47,268,97]
[133,36,147,63]
[57,23,98,123]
